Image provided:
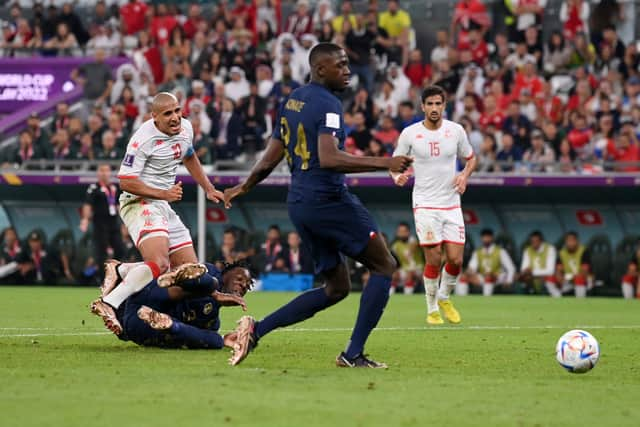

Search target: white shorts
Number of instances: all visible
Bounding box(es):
[413,207,465,246]
[119,198,193,254]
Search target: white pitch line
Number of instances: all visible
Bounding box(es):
[0,325,639,338]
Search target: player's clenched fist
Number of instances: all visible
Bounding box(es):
[388,155,413,173]
[392,171,411,187]
[164,181,183,202]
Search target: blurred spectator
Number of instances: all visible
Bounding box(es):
[15,231,61,285]
[556,138,577,172]
[478,94,505,131]
[71,49,114,119]
[0,227,22,284]
[190,116,212,164]
[566,113,594,160]
[261,225,284,273]
[347,87,376,128]
[560,0,590,41]
[605,128,640,171]
[278,231,313,274]
[89,1,112,30]
[345,14,375,93]
[238,82,267,154]
[225,66,251,103]
[568,32,596,68]
[150,3,178,46]
[512,0,546,36]
[312,0,335,31]
[374,80,398,118]
[182,4,204,40]
[405,48,430,88]
[26,112,49,149]
[332,0,357,34]
[451,0,490,47]
[106,113,129,150]
[378,0,411,40]
[212,98,243,160]
[390,222,423,294]
[395,101,421,130]
[42,5,59,40]
[220,228,252,264]
[285,0,312,39]
[73,133,96,162]
[95,131,122,161]
[546,231,592,297]
[364,138,388,157]
[621,244,640,299]
[543,30,573,75]
[373,115,400,149]
[349,112,373,151]
[502,100,532,149]
[257,0,279,34]
[184,80,211,117]
[3,131,44,167]
[86,22,121,56]
[476,133,497,172]
[519,230,557,294]
[190,31,213,76]
[496,133,523,171]
[59,2,89,45]
[51,102,71,134]
[51,129,74,161]
[44,22,79,54]
[522,129,556,172]
[431,29,450,65]
[460,228,516,296]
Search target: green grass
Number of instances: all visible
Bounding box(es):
[1,288,639,427]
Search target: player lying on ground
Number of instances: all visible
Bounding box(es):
[392,85,477,325]
[223,43,413,368]
[91,92,224,335]
[115,260,252,349]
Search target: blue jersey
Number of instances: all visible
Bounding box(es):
[171,263,222,331]
[272,82,346,201]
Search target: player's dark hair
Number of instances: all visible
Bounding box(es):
[481,228,494,236]
[398,221,410,229]
[220,258,255,289]
[421,85,446,104]
[399,100,414,110]
[309,42,343,68]
[530,230,544,240]
[268,224,281,232]
[566,231,579,239]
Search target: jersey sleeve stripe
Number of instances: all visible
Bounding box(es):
[169,241,193,251]
[465,152,475,160]
[117,175,138,179]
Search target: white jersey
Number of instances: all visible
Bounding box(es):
[394,119,473,208]
[117,118,194,201]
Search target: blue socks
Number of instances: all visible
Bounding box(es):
[169,320,224,349]
[344,273,391,359]
[254,287,332,339]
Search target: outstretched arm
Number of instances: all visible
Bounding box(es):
[224,138,285,208]
[318,134,412,173]
[183,152,223,203]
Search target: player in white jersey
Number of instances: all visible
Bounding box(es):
[391,85,477,325]
[91,93,224,335]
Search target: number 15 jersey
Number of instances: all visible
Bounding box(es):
[272,82,346,202]
[394,119,474,209]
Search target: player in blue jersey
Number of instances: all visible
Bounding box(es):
[116,261,252,349]
[223,43,413,368]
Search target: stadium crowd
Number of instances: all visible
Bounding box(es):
[1,0,639,172]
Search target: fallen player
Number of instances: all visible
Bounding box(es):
[114,260,253,349]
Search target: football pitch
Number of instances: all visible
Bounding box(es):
[1,287,639,427]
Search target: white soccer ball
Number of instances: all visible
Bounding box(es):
[555,329,600,374]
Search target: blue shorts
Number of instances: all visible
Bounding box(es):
[288,189,378,274]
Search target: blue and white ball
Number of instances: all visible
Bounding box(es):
[555,330,600,373]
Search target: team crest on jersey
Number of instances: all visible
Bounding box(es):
[444,129,452,138]
[203,303,213,315]
[144,219,153,227]
[131,141,139,149]
[122,153,135,167]
[416,134,424,139]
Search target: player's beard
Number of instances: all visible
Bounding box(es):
[427,113,440,125]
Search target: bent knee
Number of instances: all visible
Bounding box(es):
[147,257,170,275]
[325,284,350,303]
